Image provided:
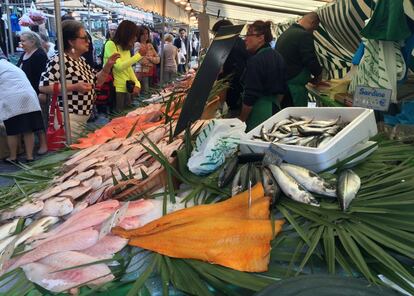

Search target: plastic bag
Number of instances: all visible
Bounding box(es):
[19,13,35,27]
[28,2,46,25]
[187,119,246,175]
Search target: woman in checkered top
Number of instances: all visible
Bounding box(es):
[39,20,120,139]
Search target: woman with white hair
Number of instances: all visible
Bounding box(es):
[162,33,178,82]
[17,31,48,155]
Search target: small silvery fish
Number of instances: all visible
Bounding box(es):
[267,165,319,207]
[0,220,19,241]
[218,156,239,188]
[280,163,336,197]
[337,169,361,211]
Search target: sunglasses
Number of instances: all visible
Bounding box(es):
[76,35,90,42]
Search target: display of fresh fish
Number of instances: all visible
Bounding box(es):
[22,252,113,293]
[1,200,44,221]
[0,219,19,241]
[218,156,239,188]
[280,163,336,197]
[15,216,60,248]
[337,169,361,211]
[267,165,319,207]
[40,197,73,217]
[252,116,347,148]
[9,228,99,271]
[262,167,281,205]
[81,235,128,260]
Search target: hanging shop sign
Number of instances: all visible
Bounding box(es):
[353,86,391,111]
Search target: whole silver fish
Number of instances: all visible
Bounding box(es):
[306,116,341,128]
[260,125,270,142]
[218,157,239,188]
[0,220,19,241]
[267,165,319,207]
[280,163,336,197]
[337,169,361,211]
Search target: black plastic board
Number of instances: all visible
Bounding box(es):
[173,25,245,136]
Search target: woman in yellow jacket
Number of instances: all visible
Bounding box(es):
[104,20,144,112]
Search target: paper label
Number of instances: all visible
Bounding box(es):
[353,86,391,111]
[99,201,129,240]
[307,101,317,108]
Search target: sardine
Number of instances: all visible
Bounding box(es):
[306,116,341,128]
[0,220,19,241]
[317,136,333,148]
[270,119,292,133]
[298,126,332,136]
[297,136,316,146]
[280,163,336,197]
[260,125,270,142]
[337,169,360,211]
[218,156,239,188]
[267,165,319,207]
[262,167,281,205]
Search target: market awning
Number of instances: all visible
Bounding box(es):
[185,0,333,23]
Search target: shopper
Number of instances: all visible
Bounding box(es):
[212,20,250,118]
[276,12,322,107]
[103,20,142,112]
[39,20,120,139]
[134,25,160,94]
[17,31,49,155]
[239,20,286,132]
[162,33,178,83]
[39,33,56,59]
[173,28,188,73]
[0,59,44,163]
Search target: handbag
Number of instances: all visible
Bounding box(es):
[47,83,66,151]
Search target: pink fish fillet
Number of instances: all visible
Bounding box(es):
[22,254,113,293]
[31,209,115,247]
[9,228,99,271]
[117,216,142,230]
[123,199,155,217]
[31,200,119,242]
[81,235,128,260]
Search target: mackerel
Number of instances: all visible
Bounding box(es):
[280,163,336,197]
[337,169,360,211]
[267,165,319,207]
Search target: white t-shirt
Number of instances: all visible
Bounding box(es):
[0,59,40,121]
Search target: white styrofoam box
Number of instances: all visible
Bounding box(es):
[239,107,378,172]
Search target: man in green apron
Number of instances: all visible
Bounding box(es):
[277,12,322,107]
[239,21,286,132]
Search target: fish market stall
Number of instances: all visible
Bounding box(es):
[0,49,413,296]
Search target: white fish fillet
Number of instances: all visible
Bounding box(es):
[82,176,103,191]
[1,200,44,221]
[9,228,99,271]
[41,197,73,217]
[15,216,60,247]
[72,170,96,182]
[65,144,100,167]
[117,216,142,230]
[39,179,81,201]
[59,185,92,200]
[81,235,128,260]
[0,219,19,241]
